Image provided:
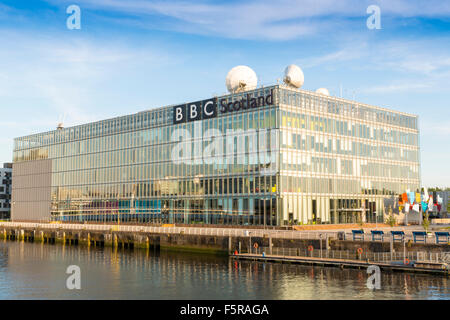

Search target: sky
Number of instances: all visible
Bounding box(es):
[0,0,449,187]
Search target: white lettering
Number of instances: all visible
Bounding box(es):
[367,265,381,289]
[190,104,198,119]
[175,107,183,122]
[204,101,214,116]
[66,5,81,30]
[366,5,381,30]
[66,265,81,290]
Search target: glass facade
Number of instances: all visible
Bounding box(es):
[278,87,420,224]
[12,85,420,226]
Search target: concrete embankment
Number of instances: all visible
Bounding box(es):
[0,222,448,257]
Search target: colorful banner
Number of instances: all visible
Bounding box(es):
[421,201,428,212]
[402,193,408,203]
[405,202,410,213]
[428,197,434,211]
[415,192,421,203]
[424,187,429,201]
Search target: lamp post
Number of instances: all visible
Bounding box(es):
[117,194,120,226]
[375,211,378,229]
[403,237,406,264]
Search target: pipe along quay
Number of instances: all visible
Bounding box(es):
[1,222,449,276]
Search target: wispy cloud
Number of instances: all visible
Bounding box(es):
[295,44,369,68]
[361,83,432,94]
[0,30,173,129]
[41,0,450,40]
[292,38,450,94]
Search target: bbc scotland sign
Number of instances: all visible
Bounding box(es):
[173,89,273,124]
[173,99,217,124]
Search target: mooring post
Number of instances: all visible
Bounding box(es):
[88,233,91,247]
[269,237,273,255]
[228,236,232,253]
[113,234,118,247]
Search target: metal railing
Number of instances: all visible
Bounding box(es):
[252,247,447,264]
[0,221,339,240]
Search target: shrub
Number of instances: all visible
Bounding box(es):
[422,214,430,232]
[385,215,397,227]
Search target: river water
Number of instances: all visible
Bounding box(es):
[0,241,448,300]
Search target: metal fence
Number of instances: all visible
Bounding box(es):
[251,246,448,264]
[0,221,339,240]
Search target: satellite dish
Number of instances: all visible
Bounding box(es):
[283,64,304,88]
[226,65,258,93]
[315,88,330,96]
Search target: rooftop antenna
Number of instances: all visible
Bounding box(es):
[57,113,67,130]
[283,64,304,88]
[316,88,330,96]
[225,65,258,93]
[340,84,343,98]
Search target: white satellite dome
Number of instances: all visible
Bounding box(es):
[283,64,304,88]
[225,65,258,93]
[315,88,330,96]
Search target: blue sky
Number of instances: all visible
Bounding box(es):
[0,0,449,187]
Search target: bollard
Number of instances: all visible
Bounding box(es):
[113,234,118,248]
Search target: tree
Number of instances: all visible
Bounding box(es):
[385,214,396,227]
[422,213,430,233]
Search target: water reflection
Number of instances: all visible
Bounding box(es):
[0,241,448,300]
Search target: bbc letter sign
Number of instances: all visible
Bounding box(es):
[173,98,217,124]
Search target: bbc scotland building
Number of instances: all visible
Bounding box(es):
[11,81,420,226]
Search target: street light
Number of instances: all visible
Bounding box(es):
[374,211,378,229]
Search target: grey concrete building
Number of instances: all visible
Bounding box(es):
[0,163,12,220]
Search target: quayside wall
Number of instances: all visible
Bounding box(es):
[0,222,448,256]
